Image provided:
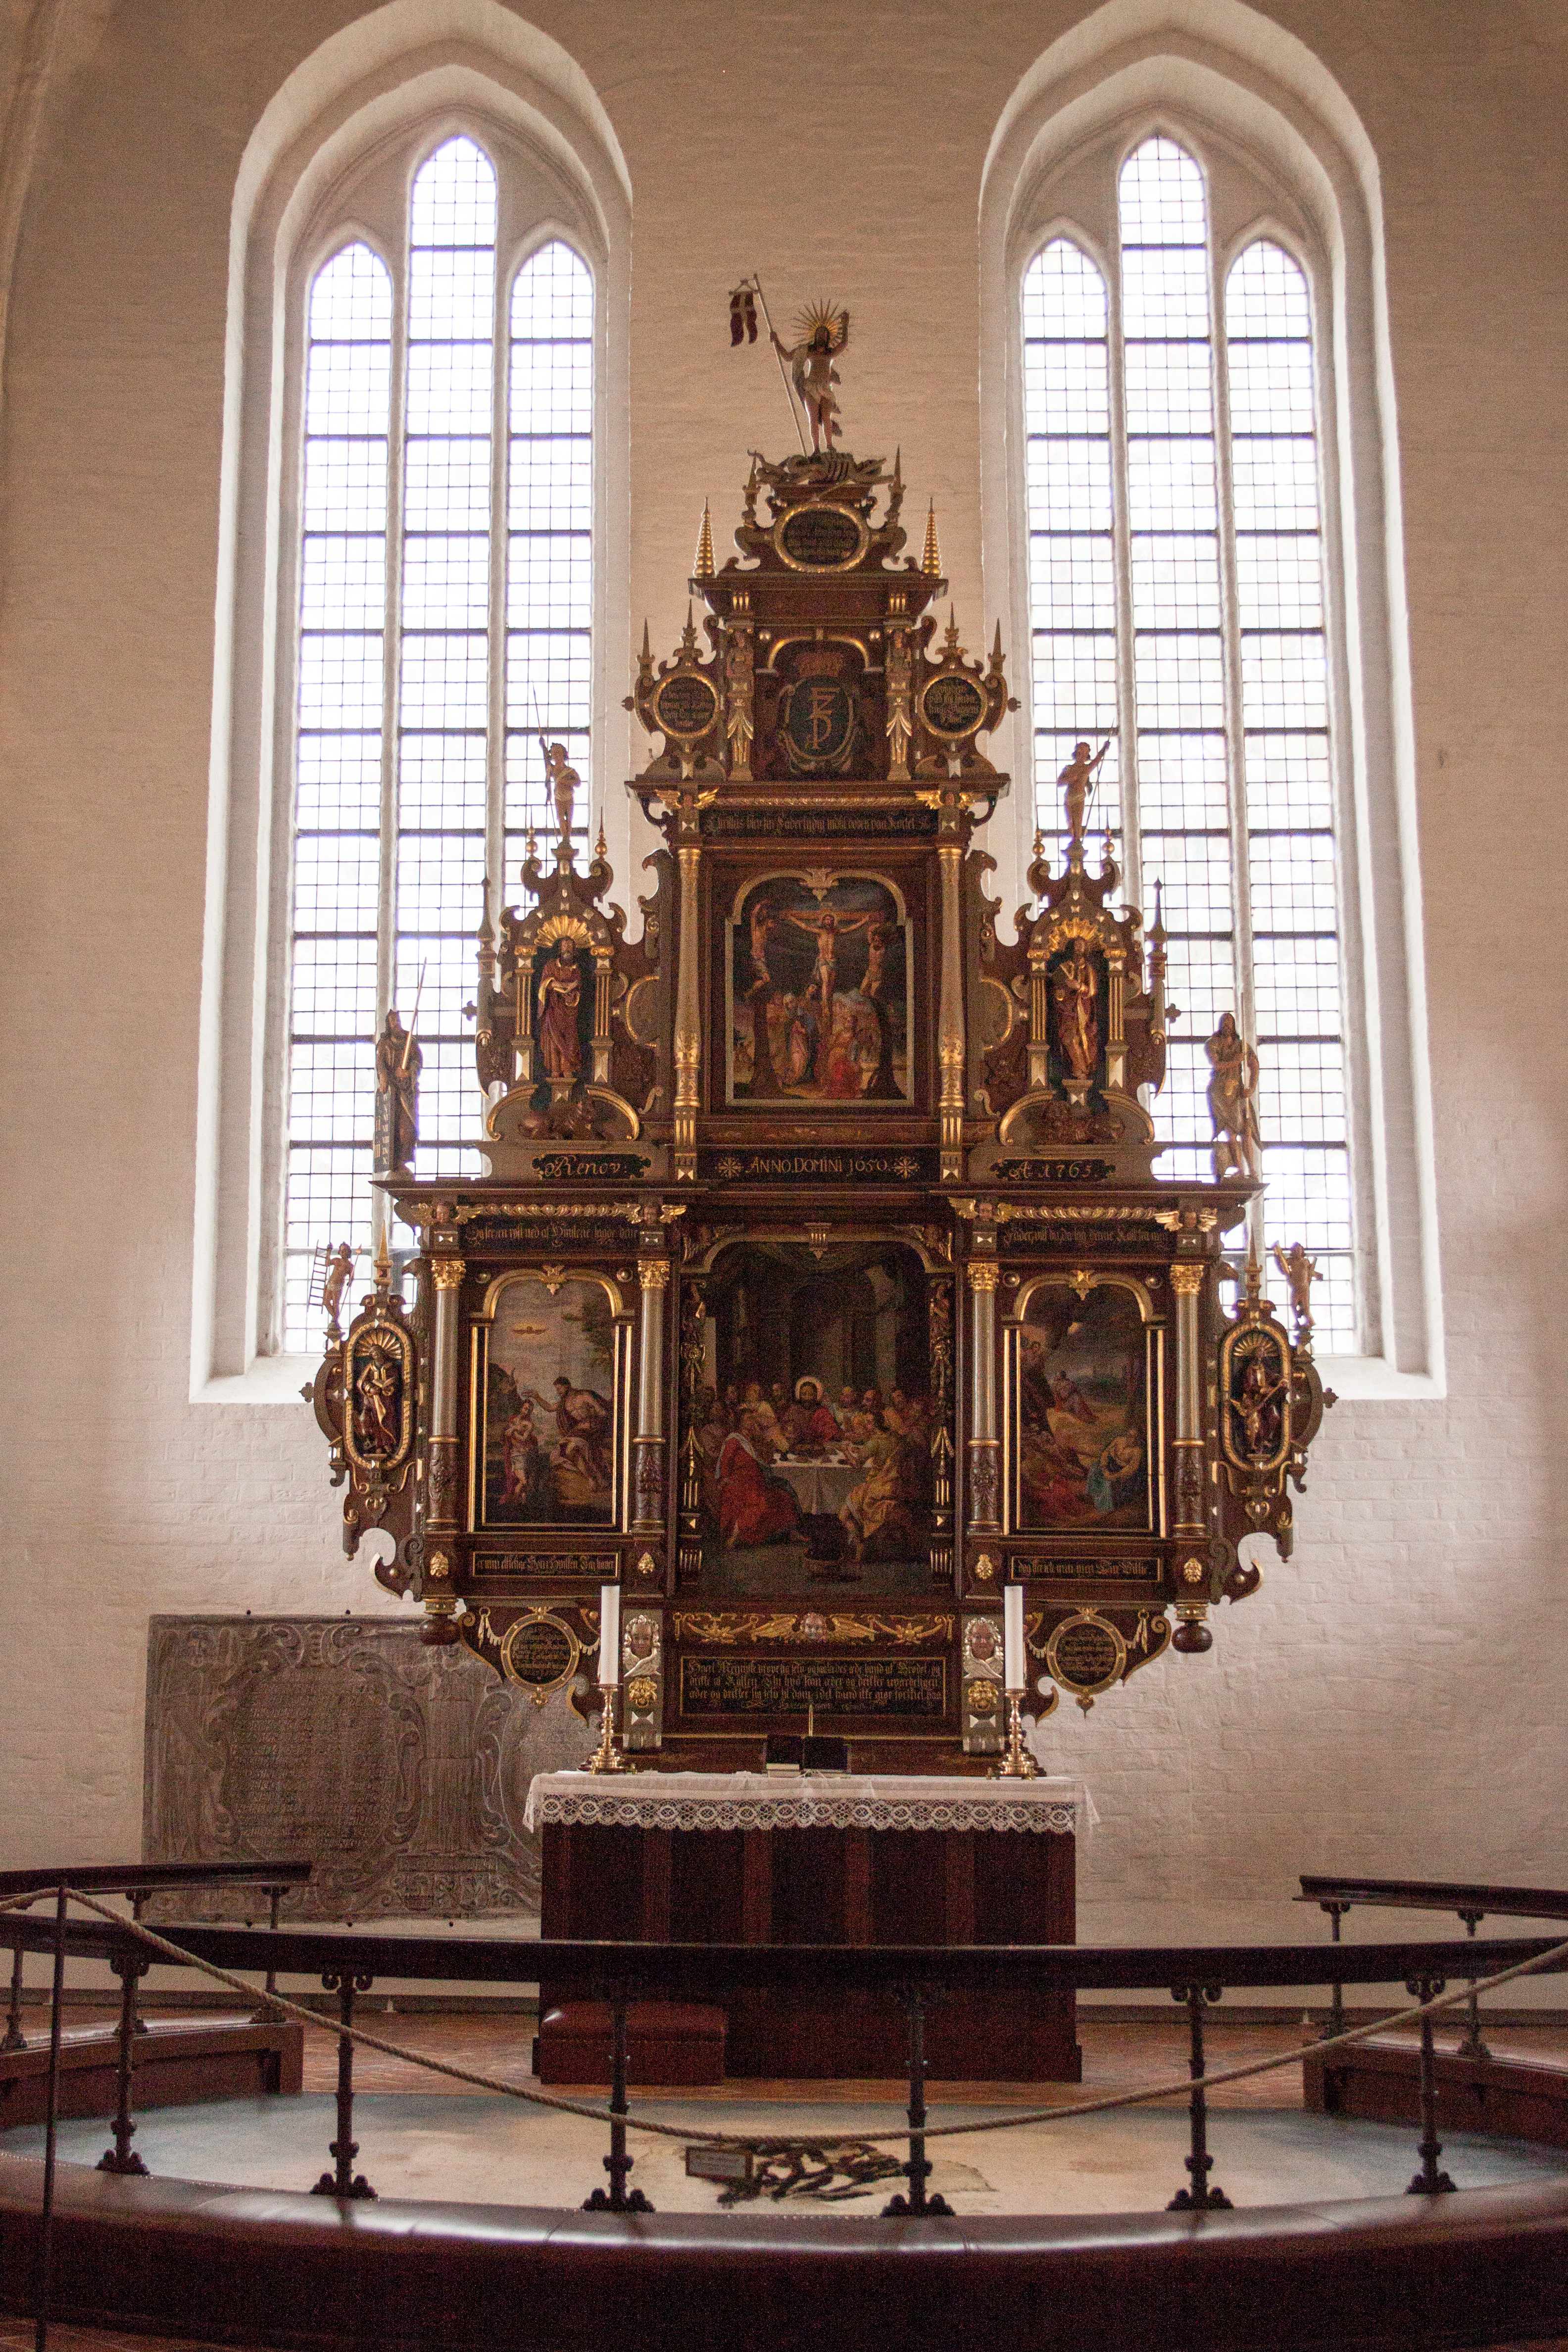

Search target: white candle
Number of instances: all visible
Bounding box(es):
[1004,1584,1024,1692]
[599,1583,621,1686]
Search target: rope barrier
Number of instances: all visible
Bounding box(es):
[19,1887,1568,2159]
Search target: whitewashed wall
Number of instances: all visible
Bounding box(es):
[0,0,1565,1955]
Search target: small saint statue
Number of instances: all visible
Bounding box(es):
[1058,738,1109,843]
[374,1008,421,1174]
[1052,940,1101,1084]
[1272,1241,1319,1336]
[536,934,585,1082]
[771,304,849,454]
[1230,1345,1287,1464]
[1206,1012,1262,1182]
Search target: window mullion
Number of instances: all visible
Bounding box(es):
[1209,231,1258,1248]
[1106,239,1140,904]
[485,246,509,921]
[376,248,410,1254]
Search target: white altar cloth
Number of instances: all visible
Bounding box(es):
[524,1770,1094,1838]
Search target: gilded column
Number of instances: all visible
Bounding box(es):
[1169,1261,1206,1539]
[966,1259,1001,1534]
[673,799,702,1181]
[633,1258,670,1532]
[424,1256,466,1604]
[937,803,966,1181]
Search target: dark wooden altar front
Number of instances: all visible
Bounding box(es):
[538,1813,1080,2082]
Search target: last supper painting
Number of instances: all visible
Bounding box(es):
[686,1241,941,1597]
[1013,1280,1155,1535]
[726,873,911,1107]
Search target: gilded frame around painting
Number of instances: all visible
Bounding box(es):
[1002,1274,1166,1539]
[723,870,914,1111]
[467,1271,633,1533]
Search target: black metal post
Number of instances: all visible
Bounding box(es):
[2,1915,29,2053]
[1454,1910,1491,2061]
[96,1952,150,2176]
[882,1987,954,2219]
[311,1972,376,2200]
[129,1892,149,2035]
[34,1882,69,2352]
[1167,1984,1232,2212]
[252,1883,286,2024]
[1319,1898,1350,2040]
[583,1991,653,2213]
[1406,1977,1456,2195]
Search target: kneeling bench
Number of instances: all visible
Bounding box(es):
[534,2000,727,2086]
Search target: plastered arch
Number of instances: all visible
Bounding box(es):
[192,4,631,1400]
[978,1,1440,1397]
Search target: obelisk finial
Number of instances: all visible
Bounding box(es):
[693,500,715,580]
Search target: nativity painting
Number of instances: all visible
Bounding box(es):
[686,1241,939,1597]
[726,873,911,1107]
[1014,1280,1153,1534]
[480,1275,620,1527]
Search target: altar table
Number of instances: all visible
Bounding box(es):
[525,1771,1088,2081]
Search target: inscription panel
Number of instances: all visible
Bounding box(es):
[142,1616,591,1919]
[472,1551,619,1579]
[680,1654,947,1720]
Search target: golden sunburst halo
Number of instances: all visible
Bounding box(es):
[792,298,848,348]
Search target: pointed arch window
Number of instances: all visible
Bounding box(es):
[282,135,595,1350]
[1023,135,1352,1348]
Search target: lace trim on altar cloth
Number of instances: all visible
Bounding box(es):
[523,1772,1090,1836]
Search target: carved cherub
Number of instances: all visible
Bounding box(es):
[319,1242,356,1334]
[1272,1241,1319,1335]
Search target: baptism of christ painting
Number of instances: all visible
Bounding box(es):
[481,1275,620,1527]
[1014,1281,1154,1534]
[727,873,911,1107]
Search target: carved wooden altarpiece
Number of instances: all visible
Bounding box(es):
[308,447,1330,1766]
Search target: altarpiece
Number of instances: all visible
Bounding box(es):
[308,444,1330,1768]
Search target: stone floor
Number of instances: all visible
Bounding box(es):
[6,2015,1568,2347]
[6,2011,1568,2219]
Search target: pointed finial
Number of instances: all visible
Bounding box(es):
[694,500,715,580]
[681,598,698,649]
[922,500,942,578]
[637,620,653,682]
[892,447,902,489]
[373,1231,391,1292]
[1150,876,1166,939]
[990,620,1004,669]
[943,602,962,653]
[595,813,608,862]
[1244,1236,1264,1306]
[477,873,492,938]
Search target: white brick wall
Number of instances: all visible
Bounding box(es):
[0,0,1565,1939]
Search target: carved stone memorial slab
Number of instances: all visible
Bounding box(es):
[141,1616,591,1919]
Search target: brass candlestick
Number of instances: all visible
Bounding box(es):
[587,1681,633,1774]
[994,1689,1039,1779]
